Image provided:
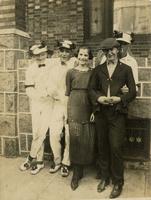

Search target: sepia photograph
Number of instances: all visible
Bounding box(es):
[0,0,151,200]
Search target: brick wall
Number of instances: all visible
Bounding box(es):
[27,0,84,47]
[26,0,151,59]
[0,0,26,31]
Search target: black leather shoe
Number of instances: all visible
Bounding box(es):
[109,184,123,199]
[97,179,110,193]
[71,178,79,191]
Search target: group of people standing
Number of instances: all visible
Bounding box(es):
[20,31,138,199]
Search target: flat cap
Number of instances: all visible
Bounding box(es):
[100,38,120,50]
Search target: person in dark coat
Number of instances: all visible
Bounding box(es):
[88,38,136,199]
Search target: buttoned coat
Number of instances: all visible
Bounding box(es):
[88,61,136,114]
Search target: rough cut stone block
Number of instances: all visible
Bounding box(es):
[0,93,4,112]
[27,134,33,151]
[19,94,30,112]
[18,59,29,69]
[138,68,151,82]
[3,137,19,157]
[0,50,4,70]
[19,82,26,93]
[5,50,24,70]
[20,36,29,50]
[5,51,16,70]
[19,69,26,81]
[0,72,17,92]
[19,134,27,151]
[148,58,151,67]
[20,152,29,157]
[0,115,17,136]
[137,84,141,97]
[0,35,15,48]
[128,99,151,119]
[0,137,2,155]
[14,34,20,49]
[19,114,32,133]
[143,83,151,97]
[5,93,17,113]
[135,57,145,67]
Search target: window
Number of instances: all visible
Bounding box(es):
[89,0,104,36]
[114,0,151,34]
[84,0,113,40]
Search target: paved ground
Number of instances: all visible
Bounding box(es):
[0,156,151,200]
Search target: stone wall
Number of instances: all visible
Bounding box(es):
[0,29,29,157]
[128,57,151,119]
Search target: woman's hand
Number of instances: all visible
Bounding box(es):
[109,96,121,104]
[97,96,121,105]
[97,96,110,105]
[90,113,95,122]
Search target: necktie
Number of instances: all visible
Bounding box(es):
[38,64,45,68]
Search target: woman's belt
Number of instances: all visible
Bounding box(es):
[71,88,88,91]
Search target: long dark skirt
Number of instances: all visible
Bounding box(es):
[69,121,95,165]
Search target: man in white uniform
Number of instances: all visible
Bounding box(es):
[47,40,76,177]
[20,43,54,175]
[116,32,139,92]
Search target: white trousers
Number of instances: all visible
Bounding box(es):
[30,100,53,161]
[29,99,70,166]
[49,101,70,166]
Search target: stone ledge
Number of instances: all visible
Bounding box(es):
[124,161,150,170]
[0,28,30,38]
[128,98,151,119]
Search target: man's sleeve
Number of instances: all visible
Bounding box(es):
[120,67,137,107]
[88,68,103,112]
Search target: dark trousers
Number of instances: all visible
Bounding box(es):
[95,106,126,185]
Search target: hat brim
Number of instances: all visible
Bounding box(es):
[116,38,130,44]
[59,44,71,49]
[33,48,47,55]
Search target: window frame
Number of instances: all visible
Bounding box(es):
[84,0,113,42]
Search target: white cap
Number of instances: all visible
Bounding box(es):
[30,44,47,55]
[116,33,132,44]
[60,40,73,49]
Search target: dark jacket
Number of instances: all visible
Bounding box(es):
[88,61,136,114]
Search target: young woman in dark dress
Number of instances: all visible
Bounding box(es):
[65,47,95,190]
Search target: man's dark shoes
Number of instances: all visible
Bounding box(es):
[109,184,123,199]
[97,179,110,193]
[71,178,79,191]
